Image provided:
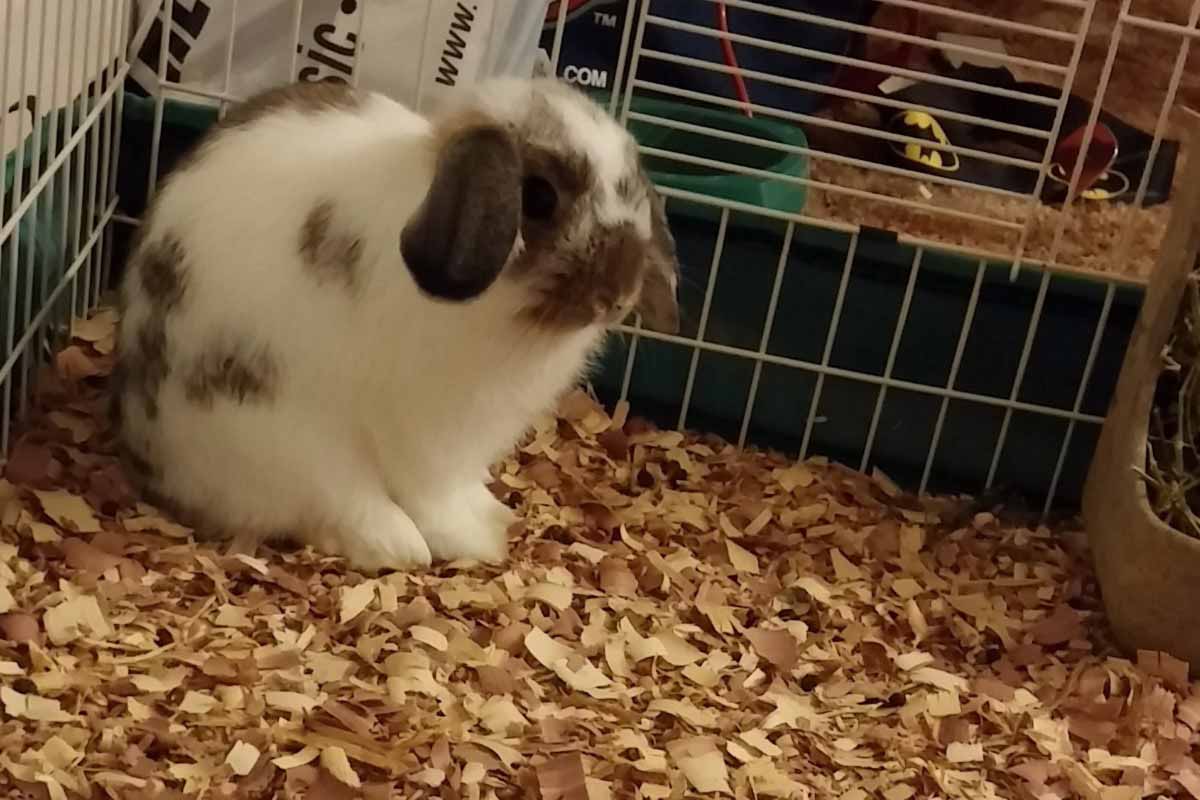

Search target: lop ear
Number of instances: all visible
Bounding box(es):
[401,123,522,301]
[636,190,681,334]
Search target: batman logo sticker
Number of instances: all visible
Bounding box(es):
[888,110,960,173]
[1048,162,1130,201]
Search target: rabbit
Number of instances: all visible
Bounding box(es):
[113,77,681,572]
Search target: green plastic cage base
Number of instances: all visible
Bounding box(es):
[590,204,1141,510]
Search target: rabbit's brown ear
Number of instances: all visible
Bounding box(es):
[636,191,681,334]
[401,123,521,301]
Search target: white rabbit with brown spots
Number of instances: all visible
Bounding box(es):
[114,78,680,571]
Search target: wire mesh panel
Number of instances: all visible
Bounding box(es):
[1,0,134,453]
[534,0,1196,511]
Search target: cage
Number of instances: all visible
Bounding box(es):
[2,0,1200,796]
[544,0,1193,515]
[6,0,1196,516]
[2,2,125,445]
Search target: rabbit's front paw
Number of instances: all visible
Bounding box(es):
[334,499,432,572]
[477,486,517,538]
[417,485,512,564]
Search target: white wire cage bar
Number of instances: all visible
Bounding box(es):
[624,0,1185,281]
[602,0,1171,509]
[127,0,1178,302]
[1,0,136,456]
[2,0,1190,513]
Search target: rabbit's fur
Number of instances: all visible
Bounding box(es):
[114,78,680,571]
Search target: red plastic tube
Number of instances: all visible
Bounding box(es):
[715,2,753,117]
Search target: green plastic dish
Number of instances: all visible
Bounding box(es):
[624,95,808,215]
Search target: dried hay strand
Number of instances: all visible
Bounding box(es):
[0,309,1197,799]
[1145,272,1200,539]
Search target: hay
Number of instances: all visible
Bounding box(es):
[1144,273,1200,539]
[0,309,1198,799]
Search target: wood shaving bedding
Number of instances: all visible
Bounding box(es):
[804,159,1172,281]
[0,310,1196,799]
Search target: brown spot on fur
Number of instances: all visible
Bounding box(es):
[518,222,644,330]
[511,90,596,201]
[615,173,641,204]
[638,190,682,333]
[299,200,363,290]
[535,145,594,199]
[217,80,362,130]
[134,316,170,419]
[184,343,280,409]
[503,128,668,332]
[139,234,187,307]
[495,111,661,331]
[119,233,189,421]
[504,140,597,284]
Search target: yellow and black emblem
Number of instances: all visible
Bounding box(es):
[1047,162,1129,201]
[888,110,960,173]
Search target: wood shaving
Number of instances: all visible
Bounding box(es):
[33,490,101,533]
[338,579,377,624]
[320,746,362,788]
[224,741,261,777]
[536,752,590,800]
[0,309,1195,798]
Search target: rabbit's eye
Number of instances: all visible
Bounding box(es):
[522,176,558,221]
